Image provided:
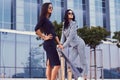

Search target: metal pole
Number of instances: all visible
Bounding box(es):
[118,48,120,67]
[100,49,104,80]
[118,47,120,67]
[90,48,92,80]
[98,48,104,80]
[29,35,32,78]
[29,0,32,77]
[15,32,17,78]
[94,48,97,80]
[0,32,1,76]
[109,44,111,77]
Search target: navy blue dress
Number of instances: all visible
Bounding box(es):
[35,17,60,66]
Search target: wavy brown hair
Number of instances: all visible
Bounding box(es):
[39,2,52,20]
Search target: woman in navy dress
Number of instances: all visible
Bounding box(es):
[35,3,61,80]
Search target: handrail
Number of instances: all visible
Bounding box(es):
[0,29,36,35]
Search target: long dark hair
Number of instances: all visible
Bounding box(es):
[39,2,52,20]
[64,9,75,29]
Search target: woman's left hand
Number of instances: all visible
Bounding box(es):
[44,34,53,40]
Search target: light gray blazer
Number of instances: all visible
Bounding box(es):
[60,20,88,76]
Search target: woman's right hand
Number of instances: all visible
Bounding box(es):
[44,34,53,40]
[58,44,64,50]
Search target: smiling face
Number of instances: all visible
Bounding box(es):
[47,4,53,14]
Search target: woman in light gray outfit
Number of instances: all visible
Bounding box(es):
[58,9,88,80]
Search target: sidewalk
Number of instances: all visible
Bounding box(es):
[0,78,120,80]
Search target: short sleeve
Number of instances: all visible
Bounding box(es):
[34,18,45,31]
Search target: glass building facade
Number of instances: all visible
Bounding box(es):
[0,0,120,78]
[0,0,12,29]
[0,0,64,78]
[115,0,120,31]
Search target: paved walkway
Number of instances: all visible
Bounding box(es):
[0,78,120,80]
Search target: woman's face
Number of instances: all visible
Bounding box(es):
[48,4,53,14]
[67,10,73,19]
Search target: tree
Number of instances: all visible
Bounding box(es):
[77,26,110,80]
[113,31,120,48]
[53,21,63,39]
[77,26,110,49]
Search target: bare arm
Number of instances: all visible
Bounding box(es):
[36,29,45,40]
[35,29,53,40]
[55,36,64,50]
[55,36,61,45]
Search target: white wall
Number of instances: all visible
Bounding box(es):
[86,43,120,78]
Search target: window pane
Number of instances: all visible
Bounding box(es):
[0,33,15,78]
[16,34,30,67]
[0,0,3,22]
[4,0,11,22]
